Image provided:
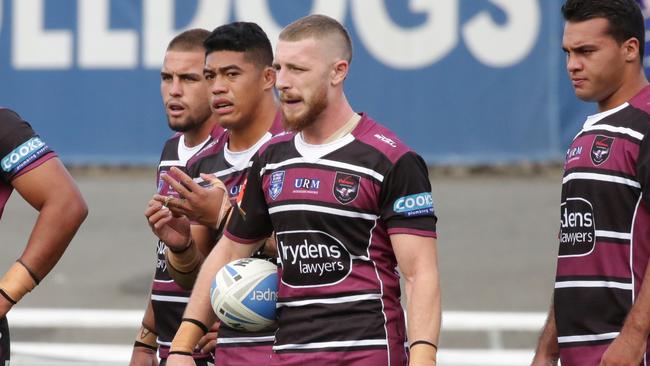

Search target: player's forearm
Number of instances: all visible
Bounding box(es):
[533,305,559,365]
[21,188,87,279]
[619,265,650,341]
[405,269,441,345]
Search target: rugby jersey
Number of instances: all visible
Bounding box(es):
[0,108,56,219]
[555,86,650,365]
[186,113,283,366]
[151,125,225,361]
[225,113,437,366]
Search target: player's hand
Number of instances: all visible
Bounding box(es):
[128,346,159,366]
[154,167,230,229]
[599,331,645,366]
[261,235,278,257]
[165,353,197,366]
[409,344,437,366]
[197,321,220,353]
[144,198,191,251]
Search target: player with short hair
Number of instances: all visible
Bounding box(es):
[148,21,282,366]
[0,109,88,364]
[165,14,441,366]
[532,1,650,365]
[130,28,223,366]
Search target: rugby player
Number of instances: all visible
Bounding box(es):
[150,21,282,366]
[0,109,88,364]
[130,29,223,366]
[532,1,650,365]
[165,14,441,366]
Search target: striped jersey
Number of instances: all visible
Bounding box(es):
[151,125,225,361]
[555,86,650,365]
[225,113,437,366]
[185,113,283,366]
[0,108,56,219]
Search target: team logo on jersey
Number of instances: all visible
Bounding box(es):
[276,230,352,288]
[293,178,320,194]
[394,192,435,217]
[269,171,285,200]
[559,197,596,257]
[333,172,360,204]
[590,135,614,166]
[1,137,47,173]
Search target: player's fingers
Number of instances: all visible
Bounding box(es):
[160,172,192,198]
[200,173,227,191]
[200,339,217,353]
[144,204,164,219]
[153,213,174,230]
[148,207,171,227]
[170,167,203,194]
[167,205,191,218]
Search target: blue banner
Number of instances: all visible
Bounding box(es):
[0,0,600,164]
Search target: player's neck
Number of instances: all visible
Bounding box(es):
[183,118,218,147]
[229,96,277,152]
[598,70,649,112]
[301,95,355,145]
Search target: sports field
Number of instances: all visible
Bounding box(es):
[0,166,562,365]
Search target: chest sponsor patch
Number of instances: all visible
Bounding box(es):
[559,197,596,257]
[1,137,48,173]
[394,192,434,217]
[269,170,285,200]
[277,230,352,288]
[590,135,614,166]
[333,172,360,204]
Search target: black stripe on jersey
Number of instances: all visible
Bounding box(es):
[575,129,642,145]
[151,289,191,298]
[275,299,386,345]
[561,180,639,233]
[595,237,630,245]
[264,162,384,185]
[277,289,382,303]
[565,166,639,182]
[554,287,630,338]
[606,105,650,135]
[555,275,631,283]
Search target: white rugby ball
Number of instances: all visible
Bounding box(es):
[210,258,278,331]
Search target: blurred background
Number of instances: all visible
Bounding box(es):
[1,0,649,365]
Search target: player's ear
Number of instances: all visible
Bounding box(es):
[623,37,640,63]
[262,65,276,91]
[331,60,348,86]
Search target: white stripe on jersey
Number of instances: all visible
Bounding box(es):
[216,336,275,344]
[193,162,254,184]
[563,172,641,188]
[581,124,644,141]
[159,160,185,168]
[151,294,190,303]
[554,280,633,290]
[277,293,383,308]
[157,339,172,347]
[273,339,388,351]
[153,279,176,283]
[557,331,619,344]
[595,230,632,240]
[269,204,378,220]
[261,157,385,182]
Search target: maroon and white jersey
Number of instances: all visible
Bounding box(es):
[0,108,56,219]
[186,114,283,366]
[555,86,650,365]
[225,114,437,366]
[151,125,225,361]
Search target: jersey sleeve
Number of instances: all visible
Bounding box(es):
[379,151,437,238]
[224,154,273,244]
[0,109,55,183]
[638,134,650,206]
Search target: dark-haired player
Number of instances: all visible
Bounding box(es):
[130,28,223,366]
[533,1,650,365]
